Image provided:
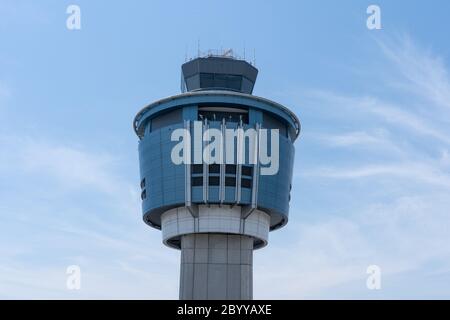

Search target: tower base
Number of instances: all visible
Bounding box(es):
[179,233,253,300]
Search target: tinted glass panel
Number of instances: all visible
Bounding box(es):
[226,165,237,174]
[199,73,214,88]
[199,73,242,91]
[209,177,220,186]
[241,178,252,189]
[192,165,203,174]
[192,177,203,186]
[209,164,220,174]
[242,166,253,176]
[225,177,236,186]
[214,74,242,90]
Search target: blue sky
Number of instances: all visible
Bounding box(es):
[1,0,450,299]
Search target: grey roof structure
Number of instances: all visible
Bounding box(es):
[181,56,258,93]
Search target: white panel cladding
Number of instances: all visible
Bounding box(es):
[160,205,270,248]
[179,234,254,300]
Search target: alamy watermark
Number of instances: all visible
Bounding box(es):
[66,265,81,290]
[366,265,381,290]
[171,121,280,176]
[66,5,81,30]
[367,5,382,30]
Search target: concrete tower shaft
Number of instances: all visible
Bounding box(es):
[133,54,300,300]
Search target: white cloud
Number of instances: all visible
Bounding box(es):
[304,162,450,188]
[378,35,450,112]
[2,32,450,299]
[274,35,450,298]
[314,129,405,155]
[21,141,120,194]
[0,133,180,299]
[0,134,141,212]
[255,194,450,299]
[306,91,450,145]
[317,130,385,147]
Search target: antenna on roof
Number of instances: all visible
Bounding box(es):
[223,48,233,57]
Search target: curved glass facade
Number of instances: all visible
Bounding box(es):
[135,91,299,231]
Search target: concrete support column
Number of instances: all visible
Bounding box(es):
[179,233,253,300]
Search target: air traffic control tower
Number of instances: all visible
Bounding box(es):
[133,52,300,300]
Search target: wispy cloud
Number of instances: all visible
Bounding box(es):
[316,130,387,147]
[304,162,450,188]
[2,23,450,299]
[0,132,180,299]
[274,34,450,298]
[21,141,122,194]
[306,91,450,145]
[314,129,405,155]
[378,35,450,112]
[256,194,450,299]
